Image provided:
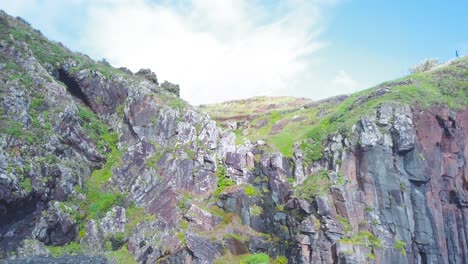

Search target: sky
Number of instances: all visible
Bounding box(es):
[1,0,467,105]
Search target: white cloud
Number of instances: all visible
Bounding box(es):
[331,70,359,94]
[80,0,334,104]
[3,0,359,105]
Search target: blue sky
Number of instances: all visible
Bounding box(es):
[1,0,466,104]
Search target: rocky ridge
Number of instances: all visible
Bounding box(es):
[0,10,468,264]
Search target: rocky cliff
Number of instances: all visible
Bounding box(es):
[0,11,467,264]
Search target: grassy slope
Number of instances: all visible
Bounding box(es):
[0,11,136,80]
[198,96,312,122]
[201,57,468,157]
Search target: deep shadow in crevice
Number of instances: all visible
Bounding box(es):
[0,194,44,257]
[57,69,93,111]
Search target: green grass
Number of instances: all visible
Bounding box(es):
[53,104,125,233]
[336,215,352,234]
[244,185,260,197]
[19,178,32,193]
[394,239,406,256]
[3,13,135,84]
[250,205,263,216]
[199,96,311,122]
[107,246,137,264]
[202,57,468,158]
[0,118,45,144]
[78,105,119,155]
[294,170,331,202]
[223,233,250,243]
[47,242,82,258]
[1,120,23,138]
[214,165,235,196]
[177,232,186,246]
[214,253,271,264]
[340,231,382,250]
[125,205,156,236]
[169,98,187,111]
[241,253,270,264]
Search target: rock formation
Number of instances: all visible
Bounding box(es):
[0,10,467,264]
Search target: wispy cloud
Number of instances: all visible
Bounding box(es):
[3,0,351,105]
[80,0,335,104]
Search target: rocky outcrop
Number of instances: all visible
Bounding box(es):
[32,202,77,246]
[289,103,468,264]
[1,10,467,264]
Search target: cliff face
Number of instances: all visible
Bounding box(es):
[292,104,468,264]
[0,11,468,264]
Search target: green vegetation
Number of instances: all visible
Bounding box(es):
[84,132,124,220]
[336,172,345,186]
[241,253,270,264]
[177,232,186,246]
[52,104,126,236]
[234,129,246,146]
[400,182,406,192]
[201,57,468,157]
[244,185,260,197]
[336,215,352,234]
[1,120,23,138]
[107,246,138,264]
[271,256,288,264]
[340,231,382,250]
[223,233,250,243]
[276,204,285,212]
[179,220,189,230]
[169,98,187,111]
[78,105,119,155]
[19,178,32,193]
[199,96,311,122]
[47,242,82,258]
[341,250,354,255]
[250,205,263,216]
[214,164,235,196]
[293,170,331,202]
[394,239,406,256]
[2,13,136,89]
[213,253,287,264]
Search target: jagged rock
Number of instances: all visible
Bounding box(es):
[2,10,468,264]
[185,233,221,263]
[298,199,312,214]
[300,215,319,234]
[392,105,416,153]
[224,236,248,255]
[32,202,76,246]
[15,239,50,258]
[80,220,103,251]
[100,206,126,236]
[185,205,221,231]
[316,196,331,216]
[358,117,383,148]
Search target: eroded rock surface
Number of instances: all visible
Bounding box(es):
[1,10,467,264]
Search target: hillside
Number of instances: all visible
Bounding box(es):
[1,10,468,264]
[201,60,467,156]
[198,96,313,123]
